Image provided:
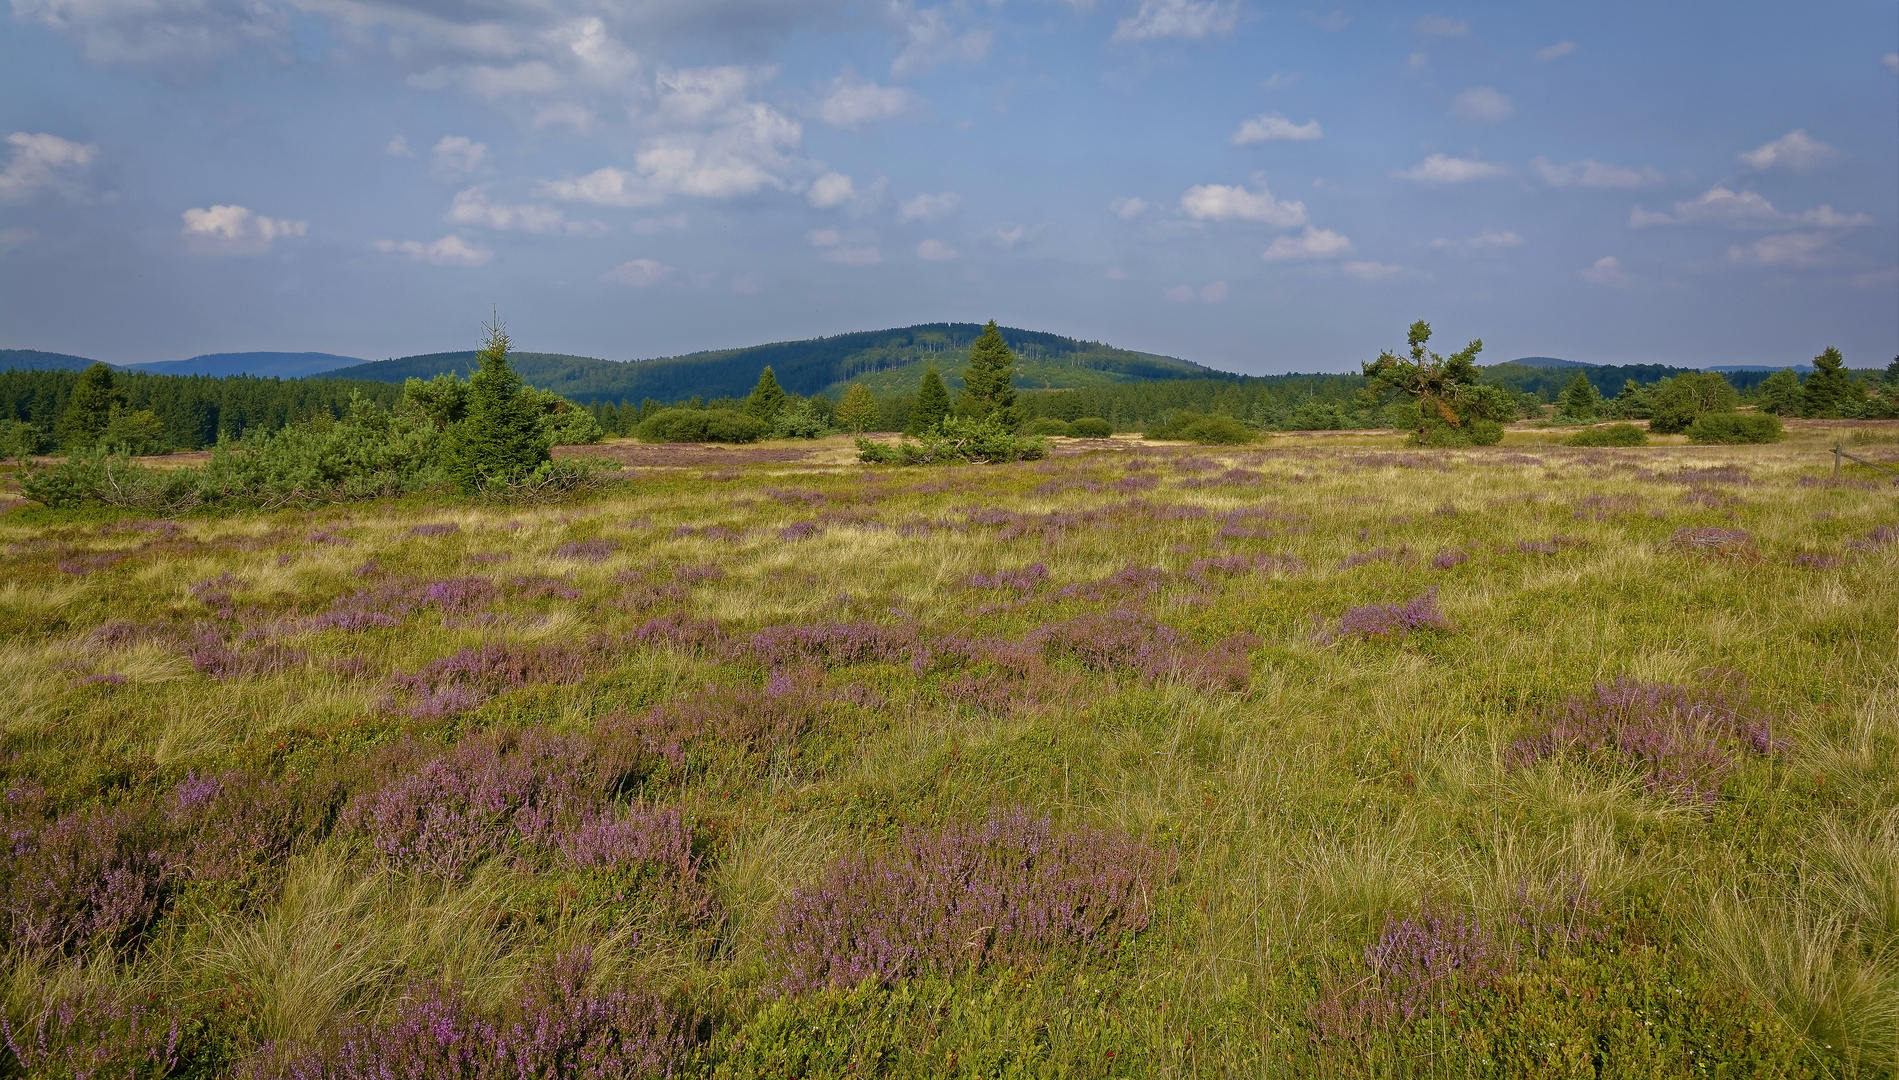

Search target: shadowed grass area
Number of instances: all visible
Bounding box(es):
[1,427,1896,1077]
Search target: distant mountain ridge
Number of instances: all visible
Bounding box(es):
[130,352,369,378]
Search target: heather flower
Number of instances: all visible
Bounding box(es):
[2,985,185,1079]
[382,641,594,719]
[1318,590,1452,644]
[612,681,826,767]
[553,538,619,562]
[1337,547,1402,570]
[1027,609,1253,690]
[1363,909,1503,1021]
[168,769,339,900]
[744,620,925,671]
[962,563,1049,592]
[1669,527,1754,558]
[1848,524,1897,552]
[1052,565,1170,602]
[777,520,823,541]
[408,522,460,536]
[1792,553,1845,570]
[770,809,1166,992]
[189,572,242,618]
[0,803,172,954]
[1431,549,1469,570]
[508,574,583,600]
[188,630,307,678]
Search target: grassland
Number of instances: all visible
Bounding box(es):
[1,421,1895,1078]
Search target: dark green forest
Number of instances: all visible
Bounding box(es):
[0,368,402,450]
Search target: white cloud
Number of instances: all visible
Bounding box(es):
[603,257,674,286]
[1579,255,1629,287]
[1230,112,1322,145]
[180,204,306,254]
[539,167,662,208]
[899,191,960,222]
[1112,0,1240,43]
[1261,225,1352,260]
[891,6,991,79]
[631,212,687,234]
[916,238,957,260]
[1163,284,1196,302]
[1302,10,1350,32]
[1532,156,1662,189]
[430,136,489,181]
[1737,129,1840,172]
[385,135,413,157]
[0,132,97,202]
[1629,185,1871,230]
[1449,87,1512,124]
[1413,14,1468,38]
[540,94,802,207]
[1110,196,1149,219]
[532,103,597,133]
[984,222,1040,247]
[1406,50,1429,73]
[10,0,287,65]
[1199,280,1227,302]
[1393,154,1506,183]
[1535,41,1575,61]
[1432,229,1524,250]
[1179,181,1306,227]
[1885,53,1899,75]
[822,245,882,265]
[1727,232,1835,268]
[1342,261,1403,280]
[807,228,841,247]
[807,171,858,208]
[375,234,493,267]
[820,74,916,129]
[446,187,586,233]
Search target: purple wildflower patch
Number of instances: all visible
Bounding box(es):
[188,630,307,679]
[408,522,460,536]
[770,810,1165,992]
[1431,549,1469,570]
[382,641,596,719]
[1318,590,1452,644]
[2,985,184,1079]
[553,539,619,562]
[1848,524,1897,553]
[962,563,1049,592]
[1,803,172,954]
[1027,609,1253,689]
[777,520,823,541]
[1669,527,1754,558]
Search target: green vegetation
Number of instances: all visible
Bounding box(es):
[1567,423,1649,446]
[856,414,1045,464]
[443,321,555,492]
[1362,321,1511,446]
[1688,412,1784,444]
[908,365,950,435]
[955,321,1020,426]
[636,408,768,444]
[1143,411,1254,444]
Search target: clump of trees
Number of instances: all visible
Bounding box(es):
[637,366,843,443]
[1756,348,1896,419]
[1361,321,1514,446]
[857,321,1046,464]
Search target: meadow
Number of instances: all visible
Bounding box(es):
[1,421,1895,1078]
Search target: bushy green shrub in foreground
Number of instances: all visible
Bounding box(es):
[1687,412,1782,444]
[637,408,768,443]
[1568,423,1649,447]
[857,415,1045,464]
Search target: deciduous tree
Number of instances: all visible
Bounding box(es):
[835,383,880,432]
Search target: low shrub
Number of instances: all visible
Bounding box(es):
[1687,412,1782,444]
[1567,423,1648,447]
[1144,412,1254,444]
[1317,590,1453,644]
[1414,418,1504,447]
[1022,417,1071,437]
[1067,417,1113,438]
[637,408,767,444]
[856,416,1046,465]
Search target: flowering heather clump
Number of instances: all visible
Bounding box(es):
[409,522,461,537]
[1171,455,1218,473]
[1318,590,1452,644]
[189,572,242,618]
[56,551,129,575]
[1669,527,1754,558]
[255,951,697,1080]
[1338,547,1405,570]
[671,524,744,542]
[305,527,349,545]
[1507,676,1786,804]
[383,641,595,719]
[554,538,619,562]
[1028,609,1253,690]
[1053,565,1171,602]
[770,810,1165,992]
[1792,553,1845,570]
[1668,466,1753,487]
[1848,524,1897,552]
[73,672,127,688]
[765,487,827,507]
[1364,909,1503,1021]
[745,620,926,671]
[777,520,823,541]
[508,573,583,601]
[1514,535,1585,556]
[556,806,695,880]
[1431,548,1469,570]
[1678,486,1744,509]
[188,630,307,679]
[1113,474,1159,492]
[1176,467,1264,489]
[2,985,185,1079]
[629,613,727,654]
[1572,494,1642,521]
[1032,477,1104,496]
[167,770,337,899]
[0,803,172,954]
[308,576,497,631]
[962,563,1049,592]
[604,680,824,767]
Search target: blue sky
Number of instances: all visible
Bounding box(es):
[2,0,1894,372]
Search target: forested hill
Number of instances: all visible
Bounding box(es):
[0,349,124,373]
[325,324,1221,404]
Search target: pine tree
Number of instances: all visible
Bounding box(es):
[1800,346,1862,419]
[835,383,880,432]
[910,365,950,434]
[956,321,1017,423]
[1555,372,1601,420]
[446,318,549,491]
[56,363,126,450]
[745,366,786,420]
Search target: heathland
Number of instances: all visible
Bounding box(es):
[1,414,1896,1077]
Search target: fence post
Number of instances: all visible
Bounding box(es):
[1833,443,1842,478]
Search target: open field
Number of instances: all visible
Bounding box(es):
[1,422,1896,1077]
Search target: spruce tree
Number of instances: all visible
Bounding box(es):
[956,321,1017,423]
[745,366,786,420]
[447,318,549,491]
[56,363,125,449]
[835,383,880,432]
[1555,372,1601,420]
[1800,346,1862,419]
[910,365,950,434]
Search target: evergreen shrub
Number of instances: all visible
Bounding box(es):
[1568,424,1649,446]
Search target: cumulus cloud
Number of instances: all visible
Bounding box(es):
[1199,280,1227,302]
[540,95,802,207]
[1110,196,1149,219]
[1393,154,1506,183]
[1112,0,1240,43]
[1261,225,1351,260]
[532,103,597,133]
[1342,261,1403,280]
[1449,87,1512,124]
[1536,40,1575,61]
[180,204,306,254]
[1413,14,1468,38]
[10,0,287,65]
[1629,185,1871,230]
[1579,255,1629,287]
[385,135,413,157]
[1230,112,1322,145]
[430,136,489,181]
[0,132,97,202]
[899,191,960,221]
[985,222,1037,247]
[375,234,493,267]
[820,74,916,129]
[445,187,597,233]
[1885,53,1899,75]
[1432,229,1523,250]
[807,171,858,208]
[631,212,687,234]
[1737,129,1840,172]
[603,257,674,286]
[891,6,991,78]
[807,228,841,247]
[1532,156,1662,189]
[1179,181,1306,227]
[916,238,957,260]
[1727,232,1835,268]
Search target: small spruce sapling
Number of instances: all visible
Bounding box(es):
[910,365,951,434]
[445,317,551,492]
[1555,372,1602,421]
[745,366,787,421]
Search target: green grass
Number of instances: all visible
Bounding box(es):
[1,423,1896,1077]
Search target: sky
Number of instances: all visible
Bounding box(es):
[1,0,1895,373]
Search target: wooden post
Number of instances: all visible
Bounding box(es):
[1833,443,1842,477]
